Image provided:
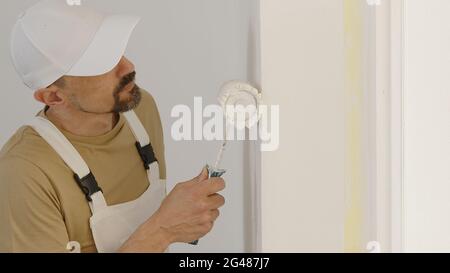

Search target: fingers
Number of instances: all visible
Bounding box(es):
[195,209,221,224]
[210,209,220,221]
[192,209,221,226]
[201,177,226,195]
[206,193,225,209]
[193,222,215,239]
[203,221,214,232]
[182,223,214,243]
[196,167,209,182]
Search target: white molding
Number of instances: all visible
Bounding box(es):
[372,0,405,253]
[389,0,405,253]
[374,0,391,253]
[249,0,262,253]
[362,0,378,250]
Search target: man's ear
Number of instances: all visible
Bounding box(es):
[33,85,65,106]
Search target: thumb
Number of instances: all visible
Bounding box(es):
[197,166,209,181]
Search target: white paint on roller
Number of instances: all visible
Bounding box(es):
[215,80,262,170]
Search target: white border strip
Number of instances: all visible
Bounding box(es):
[374,0,390,253]
[389,0,405,253]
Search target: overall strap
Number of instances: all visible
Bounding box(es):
[29,116,107,212]
[123,110,157,169]
[29,110,157,213]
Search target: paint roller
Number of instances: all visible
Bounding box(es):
[189,80,262,245]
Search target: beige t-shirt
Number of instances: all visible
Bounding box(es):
[0,89,166,253]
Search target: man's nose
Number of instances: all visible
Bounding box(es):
[116,56,135,78]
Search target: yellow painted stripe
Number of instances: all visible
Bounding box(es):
[343,0,364,253]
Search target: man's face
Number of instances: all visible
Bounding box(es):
[59,56,141,114]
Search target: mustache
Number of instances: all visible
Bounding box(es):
[115,71,136,93]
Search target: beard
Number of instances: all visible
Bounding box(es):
[66,71,143,114]
[111,71,142,113]
[112,83,142,113]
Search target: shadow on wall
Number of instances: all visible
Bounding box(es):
[243,0,261,253]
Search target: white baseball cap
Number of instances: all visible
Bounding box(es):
[10,0,140,90]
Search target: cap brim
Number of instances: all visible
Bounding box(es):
[66,14,140,76]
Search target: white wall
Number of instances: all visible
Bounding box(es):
[403,0,450,252]
[1,0,258,253]
[259,0,345,252]
[1,0,40,139]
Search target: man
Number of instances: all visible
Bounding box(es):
[0,0,225,252]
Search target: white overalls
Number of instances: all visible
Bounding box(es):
[29,110,167,253]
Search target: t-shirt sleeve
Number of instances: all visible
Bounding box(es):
[0,156,70,253]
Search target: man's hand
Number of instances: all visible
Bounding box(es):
[155,167,226,243]
[118,167,226,252]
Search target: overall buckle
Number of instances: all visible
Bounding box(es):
[74,172,102,201]
[135,141,157,170]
